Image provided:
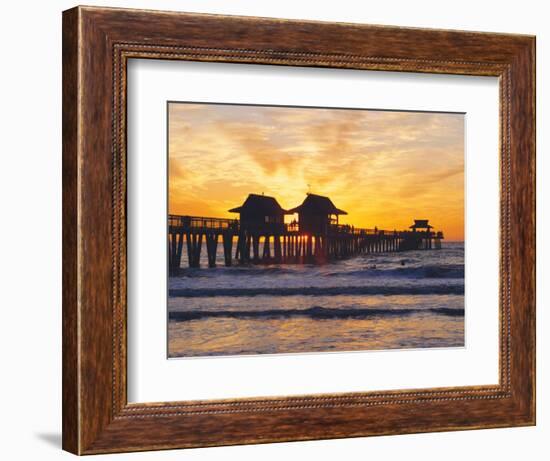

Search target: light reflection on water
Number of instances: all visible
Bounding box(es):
[168,314,464,357]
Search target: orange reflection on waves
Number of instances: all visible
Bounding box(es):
[168,314,464,358]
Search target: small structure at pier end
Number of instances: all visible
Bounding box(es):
[409,219,433,232]
[402,219,441,250]
[288,193,347,234]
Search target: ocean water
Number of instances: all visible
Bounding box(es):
[168,242,465,357]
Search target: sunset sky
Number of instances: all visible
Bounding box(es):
[168,103,464,241]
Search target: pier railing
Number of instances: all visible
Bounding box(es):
[168,215,238,231]
[169,215,405,236]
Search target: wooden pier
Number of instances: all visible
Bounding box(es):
[168,213,444,273]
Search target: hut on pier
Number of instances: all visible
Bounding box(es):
[409,219,433,233]
[228,194,287,233]
[288,193,347,234]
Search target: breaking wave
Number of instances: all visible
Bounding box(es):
[169,305,464,321]
[169,284,464,298]
[323,264,464,279]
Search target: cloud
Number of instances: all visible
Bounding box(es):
[168,103,465,240]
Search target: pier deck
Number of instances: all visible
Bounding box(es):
[168,214,444,273]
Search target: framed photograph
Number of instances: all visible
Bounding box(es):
[166,101,464,359]
[62,6,535,454]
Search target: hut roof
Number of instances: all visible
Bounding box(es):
[228,194,287,215]
[288,193,348,215]
[409,219,433,229]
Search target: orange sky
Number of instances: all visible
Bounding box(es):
[168,103,464,240]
